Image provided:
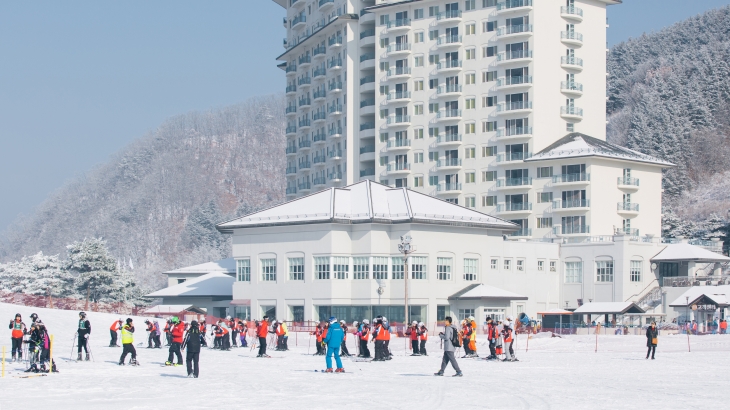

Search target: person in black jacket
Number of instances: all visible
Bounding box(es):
[183,320,202,378]
[646,321,658,360]
[76,311,91,361]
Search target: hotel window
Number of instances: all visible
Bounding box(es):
[537,260,545,271]
[482,195,497,207]
[261,258,277,282]
[482,121,497,132]
[429,6,439,17]
[537,166,553,178]
[504,259,511,271]
[465,73,476,84]
[458,309,475,321]
[414,8,424,19]
[379,109,388,119]
[550,261,557,272]
[429,175,439,186]
[414,32,424,43]
[630,260,642,282]
[538,192,553,203]
[537,217,553,228]
[465,172,476,183]
[465,122,476,133]
[379,156,388,166]
[414,152,424,163]
[428,103,439,113]
[379,61,389,72]
[482,20,496,32]
[379,15,390,25]
[411,256,427,279]
[380,38,389,48]
[288,257,304,280]
[482,147,496,158]
[465,48,476,59]
[566,123,575,132]
[465,196,476,208]
[353,257,369,279]
[483,46,497,58]
[332,256,349,279]
[414,56,424,67]
[413,176,423,187]
[565,261,582,283]
[465,0,476,11]
[314,256,330,280]
[516,259,525,272]
[429,29,439,40]
[483,0,497,7]
[466,23,476,35]
[465,147,476,159]
[414,104,424,115]
[490,258,498,270]
[414,128,424,139]
[482,71,497,82]
[414,80,424,91]
[373,257,388,280]
[429,127,439,138]
[236,259,251,282]
[380,132,388,142]
[466,98,476,110]
[596,261,614,283]
[437,257,452,280]
[464,258,478,281]
[392,257,405,279]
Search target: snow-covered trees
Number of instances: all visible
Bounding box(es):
[66,238,117,305]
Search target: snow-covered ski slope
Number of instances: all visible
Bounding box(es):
[0,302,727,409]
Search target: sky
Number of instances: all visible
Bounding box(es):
[1,0,729,233]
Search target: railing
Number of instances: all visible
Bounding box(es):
[298,139,311,149]
[328,149,343,159]
[498,202,532,212]
[360,29,375,39]
[556,225,590,235]
[437,134,462,144]
[561,106,583,116]
[618,202,640,212]
[298,98,311,107]
[387,115,411,124]
[386,18,411,28]
[561,81,583,92]
[286,167,297,174]
[360,75,375,85]
[360,99,375,108]
[286,125,297,134]
[563,235,614,244]
[498,101,532,112]
[497,152,532,162]
[298,119,311,128]
[328,59,342,69]
[437,84,462,94]
[497,75,533,87]
[313,133,326,143]
[499,127,532,137]
[497,177,532,187]
[312,177,326,185]
[622,228,640,236]
[313,67,326,78]
[437,60,462,70]
[387,163,411,172]
[298,161,311,170]
[664,276,730,288]
[298,76,311,86]
[618,177,640,186]
[436,183,462,192]
[498,24,533,36]
[360,168,375,177]
[387,67,412,76]
[561,5,583,17]
[328,36,343,47]
[313,89,327,99]
[553,199,589,209]
[318,0,334,8]
[387,139,411,148]
[436,10,462,20]
[327,104,342,114]
[438,109,462,119]
[561,56,584,66]
[359,145,375,154]
[498,0,532,10]
[312,112,326,121]
[436,158,462,168]
[498,50,533,61]
[386,43,411,53]
[286,145,297,154]
[286,84,297,93]
[292,15,306,27]
[329,127,343,136]
[387,91,411,100]
[552,173,590,183]
[313,155,326,164]
[360,122,375,131]
[360,52,375,62]
[286,105,297,114]
[313,45,326,57]
[329,172,343,181]
[561,31,584,42]
[286,64,297,73]
[437,35,462,45]
[329,81,343,91]
[286,187,297,195]
[298,182,311,190]
[509,228,532,237]
[298,55,311,65]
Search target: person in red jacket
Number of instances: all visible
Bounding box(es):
[163,319,172,346]
[165,316,185,366]
[358,319,371,358]
[256,316,270,358]
[9,313,27,362]
[485,317,497,360]
[218,319,230,351]
[312,321,325,356]
[406,321,420,356]
[419,322,428,356]
[109,318,122,347]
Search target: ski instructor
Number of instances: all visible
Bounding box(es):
[77,311,91,361]
[323,316,345,373]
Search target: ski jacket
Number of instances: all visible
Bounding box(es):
[121,324,134,344]
[314,326,323,342]
[10,319,25,338]
[146,322,154,332]
[324,322,344,348]
[219,324,229,335]
[110,321,121,332]
[153,322,160,335]
[28,327,46,347]
[360,325,370,341]
[183,329,202,353]
[407,326,419,341]
[257,320,269,338]
[278,322,289,337]
[375,324,389,341]
[78,319,91,336]
[419,327,428,341]
[171,322,185,343]
[341,325,347,340]
[502,326,513,343]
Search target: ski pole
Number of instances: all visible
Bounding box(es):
[70,332,77,360]
[87,336,94,362]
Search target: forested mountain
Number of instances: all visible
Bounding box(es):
[0,95,286,289]
[606,5,730,243]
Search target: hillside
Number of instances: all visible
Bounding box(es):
[0,95,286,288]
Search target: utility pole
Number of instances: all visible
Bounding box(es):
[398,235,414,327]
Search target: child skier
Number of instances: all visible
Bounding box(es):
[9,313,26,362]
[323,317,345,373]
[77,311,91,361]
[502,318,516,362]
[109,318,122,347]
[256,316,270,358]
[407,321,420,356]
[358,319,370,358]
[183,320,202,378]
[339,320,350,357]
[119,318,138,365]
[166,317,185,366]
[419,322,428,356]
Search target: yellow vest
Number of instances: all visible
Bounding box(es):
[281,322,289,336]
[121,324,134,344]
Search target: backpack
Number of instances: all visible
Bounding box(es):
[450,326,461,347]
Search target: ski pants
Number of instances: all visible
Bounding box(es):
[186,351,200,377]
[165,333,172,346]
[154,334,161,348]
[231,331,238,347]
[277,335,285,350]
[489,340,496,357]
[258,337,267,356]
[359,339,370,357]
[110,330,118,346]
[168,342,183,364]
[340,340,350,356]
[77,334,88,353]
[462,338,471,355]
[503,341,513,360]
[222,334,230,350]
[326,346,342,369]
[439,351,462,373]
[147,332,155,348]
[239,334,246,347]
[411,340,420,354]
[419,340,427,355]
[11,337,22,357]
[120,343,136,362]
[374,340,385,360]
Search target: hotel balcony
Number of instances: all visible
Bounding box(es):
[436,35,462,48]
[328,36,343,48]
[286,166,297,175]
[552,199,590,212]
[360,168,375,178]
[297,76,311,88]
[618,177,640,190]
[312,176,327,186]
[561,56,584,71]
[285,125,297,136]
[386,163,411,175]
[386,139,411,151]
[313,45,326,59]
[560,6,584,22]
[496,177,532,189]
[292,15,306,30]
[298,161,312,171]
[313,89,326,101]
[436,134,462,146]
[285,84,297,95]
[329,81,343,93]
[436,60,462,72]
[436,84,463,96]
[497,24,533,38]
[552,173,590,185]
[497,101,532,115]
[436,183,462,195]
[386,115,411,127]
[313,155,326,166]
[560,106,583,120]
[286,187,297,195]
[313,67,326,80]
[313,132,327,144]
[496,75,532,90]
[298,55,311,67]
[285,64,297,75]
[496,127,532,140]
[435,10,462,23]
[436,109,462,122]
[386,67,412,79]
[386,18,411,32]
[298,139,311,150]
[617,202,640,215]
[436,158,462,170]
[286,145,297,156]
[508,228,532,238]
[497,0,533,14]
[386,43,411,55]
[386,91,412,103]
[554,225,590,236]
[328,104,343,115]
[298,182,311,192]
[496,50,533,65]
[328,58,343,70]
[561,81,584,96]
[318,0,335,10]
[497,152,532,163]
[497,202,533,214]
[561,31,584,47]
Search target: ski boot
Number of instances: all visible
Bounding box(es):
[10,353,16,362]
[165,361,173,366]
[434,371,444,376]
[324,368,334,373]
[118,360,125,366]
[335,368,345,373]
[130,358,139,366]
[85,353,90,361]
[77,353,82,361]
[174,363,183,367]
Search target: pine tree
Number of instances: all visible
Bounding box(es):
[65,238,117,307]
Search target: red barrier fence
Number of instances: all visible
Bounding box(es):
[0,291,143,315]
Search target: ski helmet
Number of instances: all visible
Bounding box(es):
[418,322,424,327]
[329,317,337,324]
[226,316,231,321]
[30,313,38,320]
[171,316,180,324]
[15,313,21,319]
[412,321,418,325]
[362,319,369,325]
[79,311,86,318]
[469,316,475,321]
[382,317,388,322]
[126,318,133,324]
[352,321,359,326]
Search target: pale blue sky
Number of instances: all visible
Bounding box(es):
[1,0,728,232]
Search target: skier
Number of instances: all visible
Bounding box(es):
[119,318,138,365]
[339,320,350,357]
[382,317,392,359]
[29,313,39,325]
[502,317,516,362]
[76,311,91,361]
[406,321,420,356]
[198,320,208,347]
[152,320,162,348]
[164,319,172,346]
[323,317,345,373]
[468,316,478,358]
[460,319,472,357]
[256,316,270,358]
[435,316,463,377]
[372,318,387,361]
[183,320,202,378]
[228,317,238,347]
[419,322,428,356]
[145,320,155,348]
[9,313,26,362]
[165,316,185,366]
[238,320,248,347]
[312,321,325,355]
[218,319,231,351]
[109,318,122,347]
[358,319,370,358]
[485,317,497,360]
[25,320,50,373]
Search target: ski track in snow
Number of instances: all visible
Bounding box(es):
[0,302,727,409]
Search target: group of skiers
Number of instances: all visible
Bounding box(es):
[8,312,58,373]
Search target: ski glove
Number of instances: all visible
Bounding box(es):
[84,334,89,339]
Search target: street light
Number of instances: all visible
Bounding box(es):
[686,296,691,352]
[398,235,415,326]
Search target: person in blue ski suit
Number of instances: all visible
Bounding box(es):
[323,317,345,373]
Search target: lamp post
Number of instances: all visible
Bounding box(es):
[686,296,691,352]
[398,235,415,327]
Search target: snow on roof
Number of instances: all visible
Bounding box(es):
[142,305,207,314]
[146,272,234,298]
[448,284,528,300]
[217,180,517,232]
[163,258,236,275]
[668,285,730,307]
[573,302,645,315]
[525,133,674,167]
[537,309,574,315]
[651,243,730,262]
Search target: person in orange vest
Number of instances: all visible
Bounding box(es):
[198,320,208,347]
[9,313,27,362]
[358,319,370,358]
[372,318,389,361]
[460,319,473,358]
[212,324,222,349]
[312,321,326,355]
[502,317,517,362]
[152,320,162,348]
[163,319,172,346]
[338,320,350,357]
[381,316,392,360]
[218,319,231,351]
[419,322,428,356]
[721,319,728,334]
[467,316,478,358]
[485,317,497,360]
[228,316,238,347]
[406,321,421,356]
[165,316,185,366]
[256,316,270,358]
[109,318,122,347]
[144,319,155,348]
[274,319,289,351]
[238,320,248,348]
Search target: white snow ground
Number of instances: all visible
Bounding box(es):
[0,302,727,410]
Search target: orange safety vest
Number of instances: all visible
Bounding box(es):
[408,327,418,341]
[315,327,323,342]
[276,324,284,336]
[503,327,513,343]
[110,321,121,331]
[375,324,389,341]
[11,320,24,338]
[360,326,369,341]
[419,327,428,341]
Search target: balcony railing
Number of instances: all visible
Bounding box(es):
[387,139,411,148]
[498,202,532,212]
[298,98,311,107]
[509,228,532,237]
[286,167,297,175]
[552,173,590,183]
[329,172,343,181]
[298,55,311,65]
[437,60,462,70]
[313,45,326,57]
[328,59,343,69]
[313,155,326,164]
[437,134,462,144]
[292,15,306,27]
[618,202,640,212]
[497,0,532,10]
[360,52,375,62]
[318,0,334,8]
[328,36,343,47]
[437,158,462,168]
[286,187,297,195]
[561,81,583,92]
[359,145,375,154]
[360,75,375,85]
[436,10,462,20]
[387,67,412,77]
[387,163,410,172]
[298,139,311,149]
[498,50,533,61]
[438,109,462,119]
[329,127,343,136]
[312,177,326,185]
[561,31,584,42]
[285,64,297,73]
[561,56,584,67]
[286,84,297,93]
[312,112,326,121]
[313,89,326,100]
[298,161,311,170]
[360,29,375,39]
[286,125,297,134]
[618,177,640,186]
[328,104,343,114]
[329,81,343,91]
[499,127,532,137]
[328,149,343,159]
[313,67,326,78]
[285,145,297,154]
[437,85,462,94]
[387,115,411,124]
[360,168,375,177]
[387,91,411,100]
[556,225,590,235]
[360,122,375,131]
[497,75,533,87]
[437,183,462,192]
[497,152,532,162]
[561,6,583,17]
[298,182,311,190]
[498,24,533,36]
[360,99,375,108]
[497,177,532,187]
[498,101,532,112]
[553,199,589,209]
[297,76,311,86]
[386,18,411,29]
[437,35,462,45]
[561,106,583,117]
[313,133,326,143]
[386,43,411,53]
[286,105,297,114]
[298,119,311,128]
